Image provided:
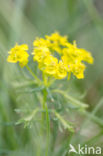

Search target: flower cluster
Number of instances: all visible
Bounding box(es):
[32,32,93,79]
[7,32,93,79]
[7,44,29,67]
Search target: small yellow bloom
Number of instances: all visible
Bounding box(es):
[42,56,58,75]
[7,44,29,67]
[33,38,51,47]
[46,32,68,46]
[55,61,67,79]
[70,62,86,79]
[32,47,50,63]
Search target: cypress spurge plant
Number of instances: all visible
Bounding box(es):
[7,32,93,155]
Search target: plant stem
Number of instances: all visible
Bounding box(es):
[26,65,42,84]
[52,89,88,109]
[42,88,50,156]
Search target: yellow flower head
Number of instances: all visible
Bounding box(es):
[32,32,93,79]
[7,44,29,67]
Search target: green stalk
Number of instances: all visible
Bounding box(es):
[52,89,88,109]
[42,88,50,156]
[26,65,42,84]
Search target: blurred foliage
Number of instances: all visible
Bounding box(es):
[0,0,103,156]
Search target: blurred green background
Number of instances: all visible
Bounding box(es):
[0,0,103,156]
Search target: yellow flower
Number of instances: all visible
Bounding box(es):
[70,62,86,79]
[7,44,29,67]
[42,55,58,75]
[32,32,94,79]
[45,32,68,46]
[78,49,94,64]
[33,38,51,47]
[32,47,50,63]
[55,61,67,79]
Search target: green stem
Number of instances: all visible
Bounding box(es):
[52,89,88,109]
[42,88,50,156]
[26,65,42,84]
